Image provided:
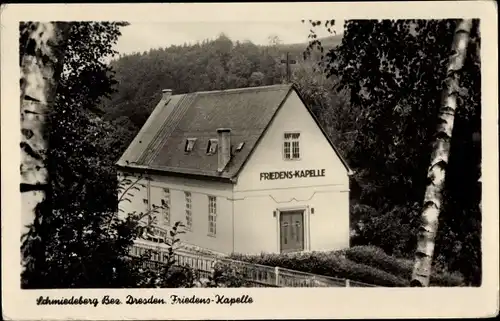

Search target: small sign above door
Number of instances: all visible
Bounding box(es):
[260,169,326,181]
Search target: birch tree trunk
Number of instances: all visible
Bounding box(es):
[20,22,70,264]
[410,19,473,287]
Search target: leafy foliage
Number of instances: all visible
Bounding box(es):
[291,59,357,158]
[22,24,339,289]
[20,19,481,288]
[20,21,147,288]
[230,251,409,287]
[100,33,343,136]
[305,19,481,285]
[131,222,203,288]
[208,262,254,288]
[230,246,464,287]
[344,246,464,286]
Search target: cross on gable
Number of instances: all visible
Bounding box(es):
[280,57,297,65]
[280,52,297,83]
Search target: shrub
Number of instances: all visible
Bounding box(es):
[429,270,465,287]
[209,261,253,288]
[344,246,412,279]
[159,265,198,288]
[132,221,206,288]
[344,245,465,286]
[230,251,409,287]
[192,261,253,288]
[135,264,196,288]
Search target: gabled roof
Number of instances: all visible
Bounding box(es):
[117,84,352,182]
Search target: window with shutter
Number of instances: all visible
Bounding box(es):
[208,196,217,236]
[185,192,192,230]
[162,188,171,226]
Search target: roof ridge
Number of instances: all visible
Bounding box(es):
[117,84,351,181]
[190,83,292,95]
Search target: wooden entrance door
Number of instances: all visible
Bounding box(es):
[280,210,304,253]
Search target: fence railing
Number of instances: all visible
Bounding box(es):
[218,256,350,287]
[130,242,377,288]
[132,241,219,280]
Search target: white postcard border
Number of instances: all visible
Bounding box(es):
[1,2,498,320]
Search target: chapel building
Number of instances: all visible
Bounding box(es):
[117,84,352,255]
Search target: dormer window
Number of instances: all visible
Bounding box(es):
[207,139,218,155]
[236,142,245,152]
[185,138,197,152]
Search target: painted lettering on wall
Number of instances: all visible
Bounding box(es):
[259,169,326,181]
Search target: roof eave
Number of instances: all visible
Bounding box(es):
[116,164,235,183]
[290,84,354,176]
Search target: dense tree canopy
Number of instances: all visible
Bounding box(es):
[101,24,480,284]
[306,19,481,285]
[20,22,147,288]
[20,20,481,287]
[101,33,342,134]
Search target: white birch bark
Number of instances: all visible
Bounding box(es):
[411,19,473,287]
[20,22,70,257]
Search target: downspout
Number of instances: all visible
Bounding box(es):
[147,178,151,221]
[308,206,311,251]
[230,176,237,254]
[347,170,355,249]
[232,182,235,254]
[232,192,235,254]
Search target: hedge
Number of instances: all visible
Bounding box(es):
[229,251,409,287]
[344,246,413,279]
[343,246,465,287]
[230,246,465,287]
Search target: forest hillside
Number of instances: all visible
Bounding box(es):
[99,28,481,286]
[101,34,343,137]
[20,21,481,290]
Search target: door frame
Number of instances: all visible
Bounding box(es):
[276,205,310,253]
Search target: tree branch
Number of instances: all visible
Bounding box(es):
[20,183,49,193]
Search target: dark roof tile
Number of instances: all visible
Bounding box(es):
[117,84,352,181]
